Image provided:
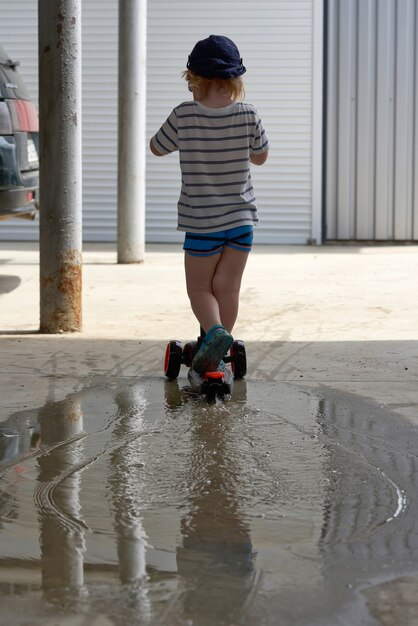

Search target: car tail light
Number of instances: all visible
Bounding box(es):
[7,99,39,132]
[0,101,12,134]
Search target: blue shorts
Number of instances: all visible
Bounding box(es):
[183,225,254,257]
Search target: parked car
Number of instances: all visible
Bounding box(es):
[0,44,39,221]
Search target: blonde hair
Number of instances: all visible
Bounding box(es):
[182,70,245,102]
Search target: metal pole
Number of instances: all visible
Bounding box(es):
[39,0,82,332]
[117,0,147,263]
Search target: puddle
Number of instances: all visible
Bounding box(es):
[1,378,418,625]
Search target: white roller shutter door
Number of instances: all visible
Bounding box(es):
[0,0,119,242]
[0,0,316,244]
[147,0,316,244]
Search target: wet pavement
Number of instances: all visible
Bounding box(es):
[2,376,418,626]
[2,243,418,624]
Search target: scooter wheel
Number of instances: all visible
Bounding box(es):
[164,340,183,379]
[182,341,199,367]
[230,340,247,379]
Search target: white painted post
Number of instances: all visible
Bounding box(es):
[311,0,324,245]
[117,0,147,263]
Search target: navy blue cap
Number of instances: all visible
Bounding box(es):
[186,35,246,79]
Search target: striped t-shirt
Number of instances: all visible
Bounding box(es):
[151,100,269,233]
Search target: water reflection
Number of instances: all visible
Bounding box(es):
[175,397,256,625]
[0,411,40,535]
[34,387,153,621]
[107,387,151,621]
[314,387,418,620]
[163,376,248,411]
[317,390,414,552]
[2,379,418,625]
[36,398,87,604]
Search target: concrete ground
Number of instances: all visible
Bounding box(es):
[1,241,418,625]
[1,241,417,418]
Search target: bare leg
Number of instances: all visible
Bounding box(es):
[185,247,249,333]
[184,252,222,332]
[211,247,249,332]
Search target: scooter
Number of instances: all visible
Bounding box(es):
[164,328,247,402]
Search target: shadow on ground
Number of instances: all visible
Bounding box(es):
[0,275,21,295]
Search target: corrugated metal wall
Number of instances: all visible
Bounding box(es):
[0,0,316,244]
[325,0,418,241]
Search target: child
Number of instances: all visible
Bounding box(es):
[150,35,269,375]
